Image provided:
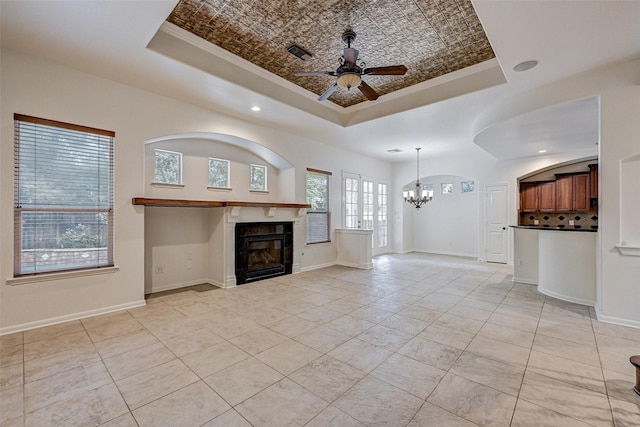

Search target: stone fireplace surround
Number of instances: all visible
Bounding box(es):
[133,198,308,288]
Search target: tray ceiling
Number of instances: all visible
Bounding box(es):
[166,0,496,107]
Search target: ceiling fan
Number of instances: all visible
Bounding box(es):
[295,29,408,102]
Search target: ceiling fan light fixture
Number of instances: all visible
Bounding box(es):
[336,72,362,89]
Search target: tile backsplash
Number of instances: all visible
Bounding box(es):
[518,212,598,230]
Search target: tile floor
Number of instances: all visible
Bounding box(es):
[1,253,639,426]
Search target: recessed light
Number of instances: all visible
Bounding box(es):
[251,106,261,112]
[538,149,547,154]
[513,60,539,72]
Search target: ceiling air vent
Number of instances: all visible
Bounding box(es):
[386,148,402,153]
[287,44,313,61]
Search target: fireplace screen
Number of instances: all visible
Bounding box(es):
[235,222,293,285]
[248,239,282,271]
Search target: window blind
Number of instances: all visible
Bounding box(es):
[306,168,331,244]
[14,114,115,276]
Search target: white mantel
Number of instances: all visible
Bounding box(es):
[219,206,305,287]
[133,198,308,291]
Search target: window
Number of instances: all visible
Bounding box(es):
[14,114,114,276]
[250,164,267,191]
[461,181,475,193]
[423,184,434,198]
[208,158,230,188]
[378,183,388,247]
[306,168,331,244]
[342,173,389,250]
[154,149,182,184]
[362,180,374,231]
[344,176,359,228]
[441,183,454,194]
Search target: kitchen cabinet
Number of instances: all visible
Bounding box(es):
[538,181,556,212]
[520,182,538,212]
[519,181,555,212]
[589,164,598,199]
[556,172,590,212]
[572,173,590,211]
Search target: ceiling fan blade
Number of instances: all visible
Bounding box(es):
[295,71,336,76]
[343,48,359,66]
[318,83,339,101]
[363,65,408,75]
[358,81,379,101]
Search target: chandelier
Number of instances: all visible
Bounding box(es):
[403,147,432,209]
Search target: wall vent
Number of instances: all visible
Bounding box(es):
[287,44,313,61]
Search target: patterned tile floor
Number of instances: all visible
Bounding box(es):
[1,253,639,426]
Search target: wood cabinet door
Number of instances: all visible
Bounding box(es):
[538,181,556,212]
[520,182,539,212]
[589,164,598,199]
[573,173,590,211]
[555,175,573,212]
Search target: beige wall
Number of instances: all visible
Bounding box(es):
[0,48,392,333]
[394,58,640,328]
[2,46,638,331]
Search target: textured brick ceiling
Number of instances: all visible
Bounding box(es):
[167,0,495,107]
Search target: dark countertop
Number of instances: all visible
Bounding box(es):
[510,225,597,232]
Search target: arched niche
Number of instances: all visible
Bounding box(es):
[144,132,295,202]
[404,174,479,258]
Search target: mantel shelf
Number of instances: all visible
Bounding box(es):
[132,197,310,209]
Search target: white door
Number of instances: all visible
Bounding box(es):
[486,184,508,263]
[343,172,388,252]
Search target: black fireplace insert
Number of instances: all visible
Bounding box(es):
[235,222,293,285]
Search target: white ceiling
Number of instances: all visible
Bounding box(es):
[2,1,640,163]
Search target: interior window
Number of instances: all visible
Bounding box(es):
[208,157,230,188]
[250,164,267,191]
[154,149,182,184]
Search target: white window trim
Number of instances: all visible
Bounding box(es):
[14,114,115,277]
[154,148,183,185]
[208,157,231,189]
[151,182,185,188]
[7,266,120,286]
[249,164,268,191]
[306,168,332,244]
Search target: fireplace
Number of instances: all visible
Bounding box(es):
[235,222,293,285]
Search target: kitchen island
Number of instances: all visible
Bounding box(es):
[511,225,597,306]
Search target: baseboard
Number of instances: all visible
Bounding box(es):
[147,278,220,294]
[513,277,538,285]
[300,261,336,272]
[537,285,595,307]
[0,299,146,336]
[595,305,640,329]
[336,261,373,270]
[412,249,479,258]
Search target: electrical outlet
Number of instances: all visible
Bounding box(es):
[154,265,164,274]
[186,260,192,269]
[569,220,575,226]
[518,260,525,266]
[534,220,539,225]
